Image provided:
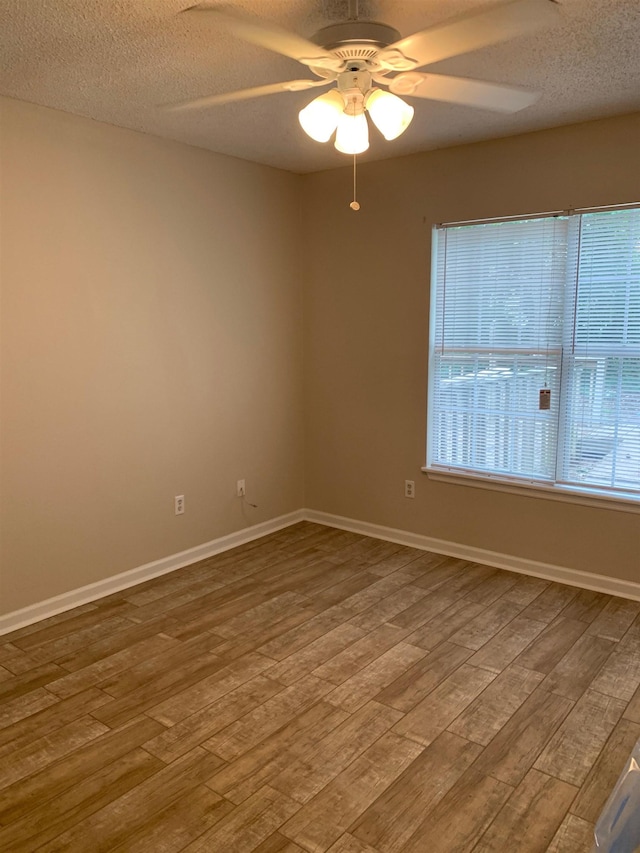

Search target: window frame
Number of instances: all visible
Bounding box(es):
[425,203,640,513]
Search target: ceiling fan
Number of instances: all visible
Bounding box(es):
[168,0,560,156]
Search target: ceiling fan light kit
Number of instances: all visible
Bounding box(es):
[335,109,369,154]
[366,89,415,141]
[298,66,414,153]
[298,89,344,142]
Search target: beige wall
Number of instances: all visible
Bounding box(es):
[302,113,640,584]
[1,102,638,619]
[0,97,305,615]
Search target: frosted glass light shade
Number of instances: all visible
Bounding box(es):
[334,111,369,154]
[366,89,414,140]
[298,90,345,142]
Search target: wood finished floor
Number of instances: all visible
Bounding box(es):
[1,522,640,853]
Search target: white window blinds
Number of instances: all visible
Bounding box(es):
[428,206,640,503]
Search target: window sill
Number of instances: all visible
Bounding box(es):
[422,468,640,514]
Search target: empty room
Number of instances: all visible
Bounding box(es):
[1,0,639,851]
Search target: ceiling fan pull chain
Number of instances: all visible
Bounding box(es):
[350,152,360,211]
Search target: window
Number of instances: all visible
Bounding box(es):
[427,205,640,506]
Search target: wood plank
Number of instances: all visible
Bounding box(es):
[326,835,379,853]
[46,633,180,698]
[350,730,482,853]
[618,610,640,651]
[385,551,451,580]
[332,575,419,620]
[109,785,234,853]
[143,674,284,763]
[589,649,640,701]
[0,716,109,792]
[448,599,525,651]
[472,687,574,786]
[266,624,366,687]
[0,687,58,730]
[534,689,627,786]
[0,687,111,758]
[467,615,547,673]
[463,569,518,605]
[311,624,410,686]
[8,602,131,651]
[0,716,166,825]
[213,591,309,639]
[210,606,318,657]
[258,609,356,661]
[374,641,473,712]
[540,634,616,700]
[397,768,513,853]
[570,717,640,823]
[330,539,404,567]
[561,588,612,623]
[0,663,65,704]
[520,584,578,623]
[306,571,381,611]
[0,748,163,851]
[0,643,41,675]
[410,558,482,592]
[253,833,306,853]
[472,769,577,853]
[282,558,368,593]
[513,617,589,674]
[206,701,349,804]
[35,748,224,853]
[95,631,225,698]
[325,643,427,713]
[91,643,232,728]
[23,615,137,665]
[392,663,497,746]
[145,651,276,725]
[55,614,184,671]
[270,701,402,803]
[346,585,429,632]
[415,557,498,595]
[405,599,487,650]
[447,665,544,746]
[586,597,640,642]
[280,732,422,852]
[203,675,335,761]
[364,547,425,577]
[546,814,596,853]
[624,683,640,723]
[499,575,550,607]
[388,589,459,631]
[182,786,299,853]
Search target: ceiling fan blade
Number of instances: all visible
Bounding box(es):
[389,72,539,112]
[378,0,560,71]
[164,78,331,111]
[184,5,342,70]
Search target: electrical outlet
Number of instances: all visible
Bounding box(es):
[175,495,185,515]
[236,479,246,498]
[404,480,415,499]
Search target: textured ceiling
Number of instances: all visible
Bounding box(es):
[1,0,639,173]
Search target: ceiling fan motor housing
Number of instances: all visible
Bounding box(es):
[311,21,401,68]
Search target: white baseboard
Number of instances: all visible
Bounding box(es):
[3,505,638,636]
[0,510,305,636]
[304,509,640,603]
